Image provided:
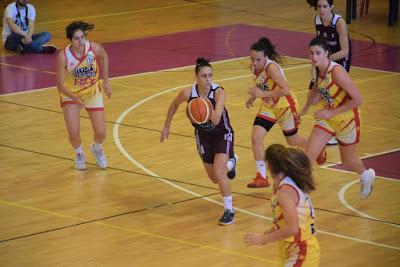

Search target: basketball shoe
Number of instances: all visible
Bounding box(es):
[316,147,327,165]
[360,168,375,199]
[219,209,235,225]
[227,155,238,179]
[327,137,338,145]
[90,144,108,169]
[75,152,86,170]
[247,173,270,188]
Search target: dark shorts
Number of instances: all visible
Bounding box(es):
[195,130,234,164]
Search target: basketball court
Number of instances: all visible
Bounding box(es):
[0,1,399,266]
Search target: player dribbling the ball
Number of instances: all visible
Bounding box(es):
[160,58,237,225]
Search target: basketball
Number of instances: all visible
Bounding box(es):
[186,97,212,124]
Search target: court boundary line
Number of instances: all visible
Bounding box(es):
[113,73,400,251]
[2,142,399,228]
[323,148,400,228]
[2,53,399,97]
[0,199,275,264]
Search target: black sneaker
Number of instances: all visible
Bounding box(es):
[218,210,235,225]
[227,155,238,180]
[15,44,23,55]
[42,45,57,54]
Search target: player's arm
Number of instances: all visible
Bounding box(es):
[209,87,226,125]
[265,64,290,97]
[5,17,28,37]
[244,186,299,245]
[330,66,362,115]
[299,83,321,118]
[92,42,111,98]
[329,18,350,62]
[56,51,81,102]
[160,88,190,142]
[247,64,290,98]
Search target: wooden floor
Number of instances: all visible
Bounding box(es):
[0,1,399,266]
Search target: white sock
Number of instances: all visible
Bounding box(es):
[223,196,233,211]
[93,143,102,150]
[75,145,83,154]
[256,160,267,178]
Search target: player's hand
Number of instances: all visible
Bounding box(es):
[296,110,306,123]
[245,96,256,109]
[248,86,265,98]
[160,127,170,143]
[103,81,112,98]
[74,97,85,109]
[244,233,266,246]
[314,109,333,120]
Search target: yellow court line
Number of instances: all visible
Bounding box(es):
[37,0,226,25]
[0,199,276,264]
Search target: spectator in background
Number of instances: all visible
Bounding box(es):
[2,0,56,54]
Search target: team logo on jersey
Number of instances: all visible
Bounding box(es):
[256,75,269,91]
[260,74,265,84]
[87,54,95,66]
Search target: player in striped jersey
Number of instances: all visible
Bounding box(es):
[244,144,320,267]
[300,37,375,199]
[56,21,111,170]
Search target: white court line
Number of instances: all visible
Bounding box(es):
[0,56,250,97]
[3,53,398,97]
[322,148,400,228]
[113,72,400,251]
[338,179,400,228]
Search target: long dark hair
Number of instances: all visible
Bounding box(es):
[307,0,334,10]
[65,21,95,40]
[309,37,330,89]
[195,57,212,74]
[265,144,315,193]
[250,37,282,63]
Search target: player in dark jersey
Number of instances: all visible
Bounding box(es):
[161,58,237,226]
[314,0,351,71]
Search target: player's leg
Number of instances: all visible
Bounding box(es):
[248,115,274,188]
[62,104,85,170]
[213,153,234,225]
[88,109,108,169]
[305,126,332,164]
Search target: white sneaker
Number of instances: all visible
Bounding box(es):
[360,169,375,199]
[75,152,87,170]
[227,154,238,180]
[327,137,338,145]
[90,144,108,169]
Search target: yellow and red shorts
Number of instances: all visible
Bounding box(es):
[314,109,360,146]
[60,88,104,111]
[255,103,299,136]
[278,237,320,267]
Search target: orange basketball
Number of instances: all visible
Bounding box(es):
[186,97,212,124]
